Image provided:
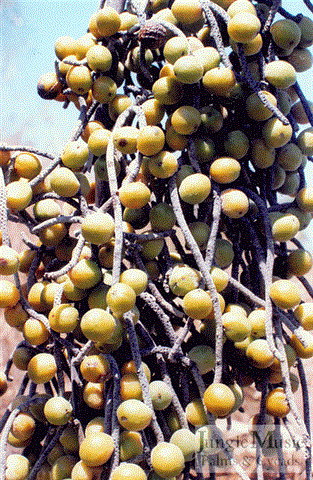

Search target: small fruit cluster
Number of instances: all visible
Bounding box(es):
[1,0,313,479]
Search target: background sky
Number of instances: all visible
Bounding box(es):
[1,0,313,245]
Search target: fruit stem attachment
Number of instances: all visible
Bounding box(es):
[168,175,223,384]
[274,316,311,455]
[43,234,85,280]
[236,43,290,126]
[105,354,121,477]
[303,0,313,14]
[200,0,231,68]
[28,427,66,480]
[0,168,9,246]
[124,314,165,442]
[205,188,221,271]
[293,82,313,128]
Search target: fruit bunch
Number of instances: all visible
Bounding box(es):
[1,0,313,478]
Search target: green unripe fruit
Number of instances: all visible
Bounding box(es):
[149,202,176,232]
[246,91,277,121]
[270,19,301,50]
[192,137,215,164]
[188,221,210,250]
[119,431,143,461]
[287,249,313,277]
[277,143,303,171]
[287,48,313,72]
[214,238,234,269]
[140,237,164,260]
[188,344,215,374]
[298,15,313,48]
[224,130,249,159]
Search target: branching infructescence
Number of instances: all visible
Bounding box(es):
[1,0,313,478]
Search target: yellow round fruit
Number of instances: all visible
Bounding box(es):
[79,432,115,467]
[203,383,236,418]
[269,279,301,310]
[151,442,185,478]
[27,353,57,384]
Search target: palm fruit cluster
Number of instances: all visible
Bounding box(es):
[1,0,313,479]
